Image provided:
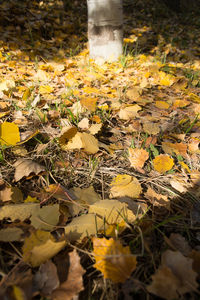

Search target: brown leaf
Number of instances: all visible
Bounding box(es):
[52,250,85,300]
[145,187,170,209]
[168,233,192,256]
[148,250,198,299]
[128,147,149,169]
[162,142,188,158]
[33,260,59,296]
[14,158,45,181]
[143,122,160,135]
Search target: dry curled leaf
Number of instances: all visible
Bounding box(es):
[14,158,45,181]
[128,147,149,169]
[93,237,137,283]
[145,187,170,209]
[162,142,188,158]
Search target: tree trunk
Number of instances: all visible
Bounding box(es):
[87,0,123,62]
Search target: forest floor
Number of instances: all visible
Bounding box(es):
[0,0,200,299]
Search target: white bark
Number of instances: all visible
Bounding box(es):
[87,0,123,62]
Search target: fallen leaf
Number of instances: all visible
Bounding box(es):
[153,154,174,173]
[89,123,102,135]
[0,122,20,146]
[0,203,60,231]
[23,230,66,267]
[63,132,99,154]
[0,186,13,202]
[173,99,190,108]
[39,85,54,94]
[143,122,160,135]
[147,250,198,299]
[168,233,192,256]
[64,214,104,242]
[93,237,137,283]
[22,88,31,101]
[33,260,59,296]
[158,71,175,86]
[162,142,188,158]
[80,97,97,112]
[79,132,99,154]
[126,86,141,101]
[119,105,142,120]
[128,148,149,169]
[0,79,15,91]
[0,227,23,242]
[89,199,136,224]
[78,117,89,129]
[145,187,170,209]
[110,174,142,199]
[155,101,170,109]
[52,250,85,300]
[13,158,45,181]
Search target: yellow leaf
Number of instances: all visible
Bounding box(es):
[22,88,31,101]
[153,154,174,173]
[22,230,66,267]
[0,122,20,146]
[39,85,54,94]
[189,93,200,104]
[159,71,175,86]
[59,126,78,147]
[173,99,190,108]
[12,285,25,300]
[97,103,109,110]
[61,131,99,154]
[80,97,97,112]
[104,221,127,237]
[179,161,190,173]
[93,237,137,283]
[64,214,104,242]
[110,174,142,198]
[24,195,39,203]
[128,148,149,169]
[0,111,9,118]
[155,101,170,109]
[82,86,99,94]
[89,199,136,224]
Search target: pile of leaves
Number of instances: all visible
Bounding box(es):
[0,0,200,299]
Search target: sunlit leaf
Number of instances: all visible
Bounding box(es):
[110,174,142,198]
[0,122,20,146]
[153,154,174,173]
[128,147,149,169]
